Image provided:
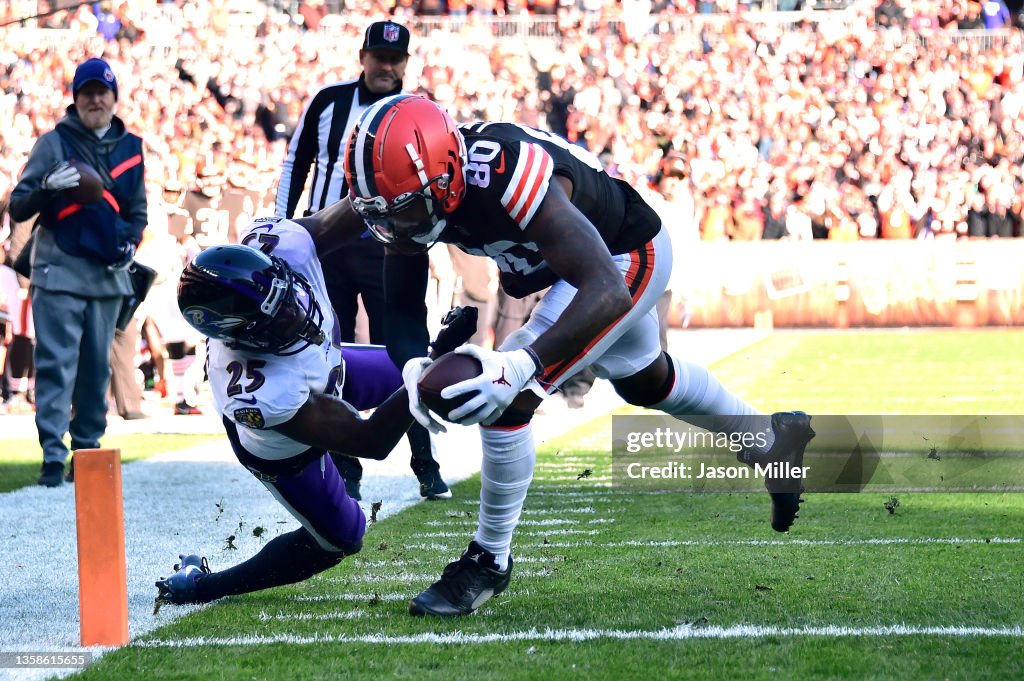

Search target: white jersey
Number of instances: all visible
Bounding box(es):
[207,218,342,461]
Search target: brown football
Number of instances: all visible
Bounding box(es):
[417,352,483,421]
[67,160,105,204]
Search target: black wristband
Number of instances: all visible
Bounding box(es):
[522,346,544,378]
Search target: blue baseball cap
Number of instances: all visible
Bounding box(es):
[73,58,118,101]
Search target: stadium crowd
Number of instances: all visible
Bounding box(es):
[2,0,1024,413]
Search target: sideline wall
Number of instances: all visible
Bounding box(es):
[669,239,1024,328]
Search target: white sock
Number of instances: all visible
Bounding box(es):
[475,424,535,571]
[651,354,774,451]
[171,354,194,403]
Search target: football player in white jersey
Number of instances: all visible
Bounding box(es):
[154,214,475,607]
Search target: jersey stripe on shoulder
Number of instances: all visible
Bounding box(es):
[500,141,553,228]
[459,121,493,133]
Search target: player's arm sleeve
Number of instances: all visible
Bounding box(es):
[275,94,319,218]
[383,250,430,367]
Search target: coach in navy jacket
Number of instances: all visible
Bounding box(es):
[10,57,147,487]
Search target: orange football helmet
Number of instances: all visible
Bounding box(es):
[345,94,467,250]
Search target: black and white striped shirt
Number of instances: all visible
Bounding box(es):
[275,76,403,218]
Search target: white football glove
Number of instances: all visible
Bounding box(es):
[401,356,447,435]
[41,162,81,192]
[442,345,541,426]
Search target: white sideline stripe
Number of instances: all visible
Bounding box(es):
[292,593,410,603]
[534,464,605,471]
[417,529,600,538]
[535,537,1022,549]
[353,555,564,568]
[522,529,602,537]
[426,518,583,527]
[401,537,1020,552]
[325,568,550,584]
[136,624,1024,648]
[520,492,603,498]
[354,558,424,567]
[258,610,372,622]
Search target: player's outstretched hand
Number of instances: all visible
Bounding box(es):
[442,345,539,426]
[430,306,478,358]
[402,356,447,434]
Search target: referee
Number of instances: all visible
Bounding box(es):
[276,20,450,501]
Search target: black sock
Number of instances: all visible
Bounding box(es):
[195,528,352,602]
[407,424,439,478]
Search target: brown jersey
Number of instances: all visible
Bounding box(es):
[442,122,661,294]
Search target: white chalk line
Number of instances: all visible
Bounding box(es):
[518,491,606,498]
[325,567,551,584]
[399,537,1020,551]
[352,555,565,569]
[417,529,602,539]
[257,609,376,622]
[425,518,588,527]
[136,624,1024,648]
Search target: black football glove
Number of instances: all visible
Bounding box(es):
[429,306,478,357]
[107,242,136,272]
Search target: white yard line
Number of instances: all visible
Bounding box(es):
[534,537,1022,549]
[324,568,551,584]
[400,537,1021,551]
[136,624,1024,648]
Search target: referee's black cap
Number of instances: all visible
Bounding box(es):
[362,21,410,54]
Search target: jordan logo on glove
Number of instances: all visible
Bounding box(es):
[492,368,512,388]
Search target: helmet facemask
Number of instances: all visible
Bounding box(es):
[353,175,451,252]
[345,95,466,253]
[233,262,326,356]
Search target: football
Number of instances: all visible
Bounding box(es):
[67,160,105,204]
[417,352,483,421]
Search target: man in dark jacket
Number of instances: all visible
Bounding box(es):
[9,57,146,487]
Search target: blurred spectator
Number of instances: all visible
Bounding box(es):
[982,0,1011,27]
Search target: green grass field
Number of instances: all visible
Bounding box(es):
[0,434,222,494]
[74,329,1024,680]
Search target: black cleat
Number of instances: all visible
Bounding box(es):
[343,477,362,501]
[762,412,815,532]
[418,471,452,500]
[409,541,512,616]
[37,461,65,487]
